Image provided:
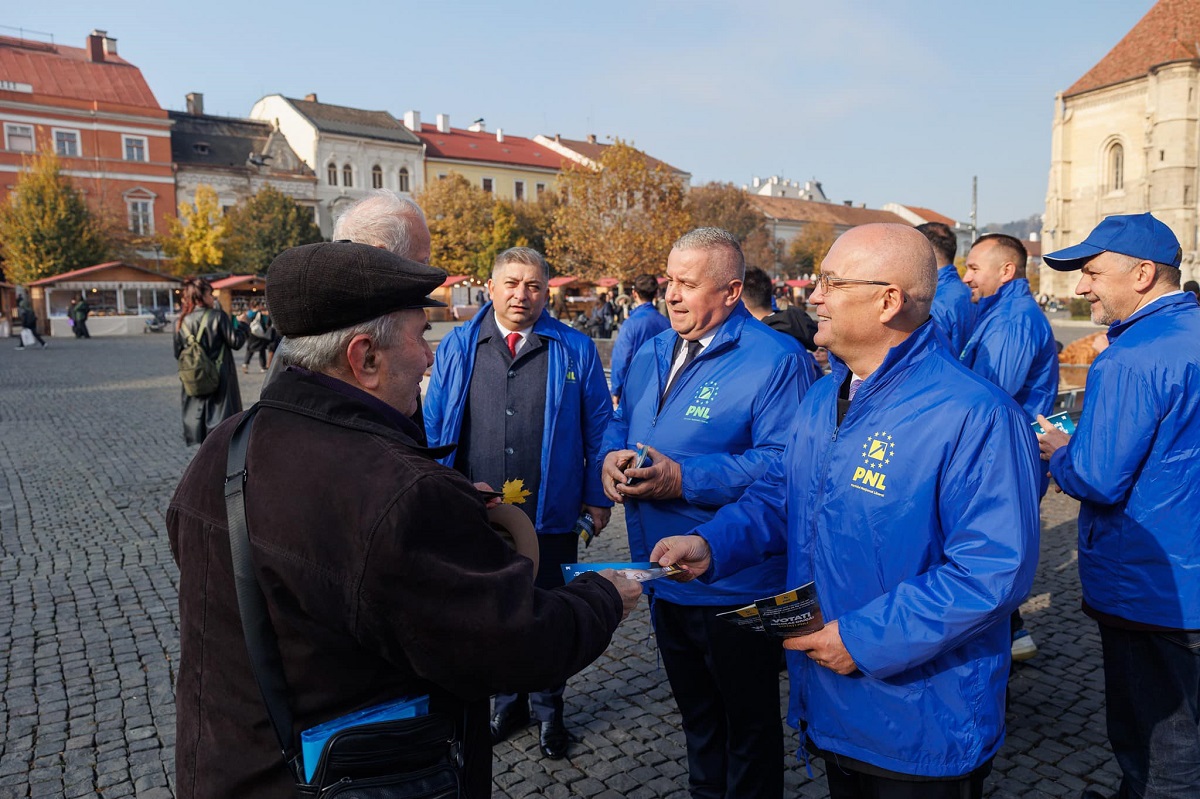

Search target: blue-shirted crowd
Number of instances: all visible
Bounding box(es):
[171,188,1198,799]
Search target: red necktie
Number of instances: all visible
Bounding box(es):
[506,332,521,358]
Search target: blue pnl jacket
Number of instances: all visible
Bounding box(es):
[930,264,976,356]
[602,303,813,605]
[697,321,1041,777]
[1049,292,1200,629]
[424,304,613,534]
[609,301,671,400]
[960,278,1059,421]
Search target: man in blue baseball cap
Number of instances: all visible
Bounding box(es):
[1036,212,1200,799]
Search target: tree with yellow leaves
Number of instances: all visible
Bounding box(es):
[548,140,690,281]
[162,184,225,274]
[788,221,837,277]
[417,173,496,280]
[0,152,110,286]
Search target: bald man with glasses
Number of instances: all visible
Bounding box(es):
[653,224,1042,799]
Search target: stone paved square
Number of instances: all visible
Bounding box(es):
[0,335,1119,797]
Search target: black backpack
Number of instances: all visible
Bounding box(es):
[178,311,223,397]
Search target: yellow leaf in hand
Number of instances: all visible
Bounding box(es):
[502,479,532,505]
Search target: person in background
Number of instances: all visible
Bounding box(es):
[241,298,271,373]
[916,221,974,356]
[609,274,671,407]
[960,233,1059,662]
[173,277,246,445]
[1183,279,1200,301]
[1037,213,1200,799]
[742,266,822,382]
[14,293,46,349]
[69,295,91,339]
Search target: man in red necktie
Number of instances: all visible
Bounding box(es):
[423,247,614,760]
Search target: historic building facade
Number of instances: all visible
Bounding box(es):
[1043,0,1200,297]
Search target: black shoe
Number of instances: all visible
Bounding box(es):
[489,706,530,745]
[538,719,569,759]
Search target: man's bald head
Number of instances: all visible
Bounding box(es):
[826,223,936,328]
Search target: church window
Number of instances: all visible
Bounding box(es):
[371,165,383,189]
[398,167,410,192]
[1109,143,1124,192]
[327,163,337,185]
[343,164,353,187]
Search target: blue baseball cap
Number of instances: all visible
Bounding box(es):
[1043,213,1182,271]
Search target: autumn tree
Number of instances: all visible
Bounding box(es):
[0,152,110,285]
[548,140,690,281]
[222,186,323,273]
[505,192,560,256]
[788,221,837,277]
[686,182,780,271]
[162,184,225,275]
[417,173,495,279]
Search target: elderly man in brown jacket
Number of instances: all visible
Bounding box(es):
[167,241,641,799]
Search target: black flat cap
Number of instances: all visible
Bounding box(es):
[267,241,447,337]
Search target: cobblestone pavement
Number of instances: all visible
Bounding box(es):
[0,335,1119,798]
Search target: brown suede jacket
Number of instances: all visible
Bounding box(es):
[167,368,622,798]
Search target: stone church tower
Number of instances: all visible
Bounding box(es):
[1043,0,1200,298]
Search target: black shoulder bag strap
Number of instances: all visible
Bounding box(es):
[223,405,306,783]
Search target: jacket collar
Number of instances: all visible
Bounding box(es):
[974,278,1031,321]
[468,301,567,343]
[259,368,454,458]
[829,318,944,405]
[1108,290,1198,342]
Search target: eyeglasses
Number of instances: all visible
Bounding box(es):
[814,274,893,291]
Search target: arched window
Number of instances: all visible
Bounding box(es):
[1110,143,1124,192]
[327,163,337,186]
[371,165,383,189]
[398,167,410,193]
[343,163,353,187]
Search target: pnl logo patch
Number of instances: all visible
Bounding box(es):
[565,358,577,383]
[850,431,894,497]
[684,381,719,423]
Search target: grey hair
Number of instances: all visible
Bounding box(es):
[1107,251,1182,288]
[672,227,746,281]
[278,312,402,372]
[332,190,426,257]
[492,247,550,282]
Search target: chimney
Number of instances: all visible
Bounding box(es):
[102,33,118,56]
[403,110,421,131]
[555,133,561,142]
[843,200,853,207]
[186,92,204,115]
[586,133,597,144]
[468,119,484,132]
[496,128,504,143]
[87,30,106,62]
[752,176,761,188]
[436,114,450,133]
[304,92,318,102]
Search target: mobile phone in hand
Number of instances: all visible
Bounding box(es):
[478,489,504,500]
[625,444,651,486]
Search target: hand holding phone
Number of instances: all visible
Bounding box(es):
[625,444,651,486]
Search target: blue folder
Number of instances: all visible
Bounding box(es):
[300,694,429,782]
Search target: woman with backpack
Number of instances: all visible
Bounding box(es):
[173,277,246,445]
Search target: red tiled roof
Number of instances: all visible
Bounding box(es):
[28,262,180,285]
[1024,239,1043,258]
[211,275,265,290]
[748,196,908,227]
[1067,0,1200,96]
[418,125,562,170]
[900,205,957,227]
[441,275,470,286]
[550,137,687,176]
[785,279,813,288]
[0,35,160,108]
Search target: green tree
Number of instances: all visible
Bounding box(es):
[417,173,495,279]
[162,184,225,274]
[222,186,323,273]
[548,140,690,281]
[0,152,110,285]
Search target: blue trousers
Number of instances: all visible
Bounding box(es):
[1099,623,1200,798]
[493,532,577,723]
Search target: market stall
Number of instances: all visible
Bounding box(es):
[26,263,183,336]
[211,275,267,315]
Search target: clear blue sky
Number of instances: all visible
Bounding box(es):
[5,1,1156,224]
